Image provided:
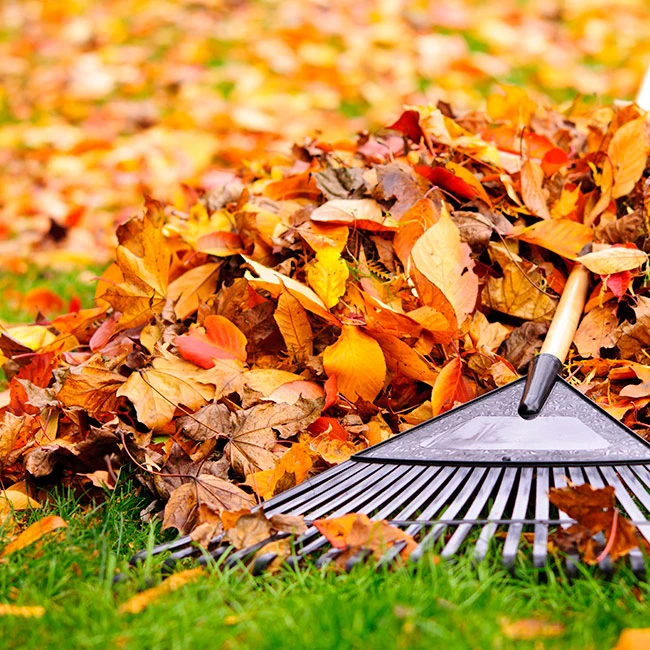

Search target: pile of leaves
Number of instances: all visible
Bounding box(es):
[1,89,650,553]
[3,0,650,271]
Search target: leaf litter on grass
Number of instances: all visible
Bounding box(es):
[0,88,649,570]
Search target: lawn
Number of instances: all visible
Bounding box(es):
[0,472,647,650]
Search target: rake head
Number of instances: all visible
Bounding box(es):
[130,378,650,577]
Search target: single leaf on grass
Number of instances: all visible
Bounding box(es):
[410,208,478,324]
[577,246,648,275]
[613,629,650,650]
[608,118,648,199]
[515,218,593,259]
[0,490,40,511]
[306,247,349,309]
[573,305,619,357]
[1,515,67,556]
[323,325,386,402]
[310,199,398,232]
[167,262,220,320]
[0,605,45,618]
[499,618,565,641]
[274,290,313,362]
[520,159,550,219]
[119,568,205,615]
[117,353,214,430]
[430,356,462,416]
[175,315,248,368]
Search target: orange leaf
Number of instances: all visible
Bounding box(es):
[430,357,462,416]
[613,629,650,650]
[323,325,386,402]
[521,159,550,219]
[311,199,398,233]
[176,315,248,368]
[22,288,64,315]
[2,515,67,556]
[608,118,648,199]
[515,219,593,260]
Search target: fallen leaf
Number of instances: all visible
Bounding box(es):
[119,568,204,615]
[410,208,478,324]
[608,118,648,199]
[613,629,650,650]
[516,218,592,259]
[430,356,462,416]
[520,159,550,219]
[273,291,313,362]
[577,246,648,275]
[306,247,349,309]
[2,515,67,556]
[0,604,45,618]
[311,199,397,232]
[574,305,619,357]
[500,618,564,640]
[176,315,248,368]
[323,325,387,402]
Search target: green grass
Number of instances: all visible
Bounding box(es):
[0,265,105,324]
[0,475,648,650]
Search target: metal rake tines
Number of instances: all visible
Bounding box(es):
[130,463,650,577]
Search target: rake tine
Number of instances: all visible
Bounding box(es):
[551,467,580,576]
[220,532,292,569]
[251,552,279,575]
[566,467,614,577]
[618,465,650,577]
[261,461,361,514]
[597,465,650,577]
[198,543,232,567]
[474,467,517,562]
[502,467,533,570]
[345,548,373,572]
[441,467,502,559]
[315,547,344,569]
[411,467,487,562]
[533,467,549,569]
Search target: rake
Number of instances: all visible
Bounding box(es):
[131,76,650,576]
[130,255,650,577]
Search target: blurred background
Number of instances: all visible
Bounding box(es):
[1,0,650,272]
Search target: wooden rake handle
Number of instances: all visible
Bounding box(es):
[518,262,589,419]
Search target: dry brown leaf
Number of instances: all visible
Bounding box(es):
[574,305,619,357]
[323,325,387,402]
[2,515,67,556]
[57,363,126,415]
[119,568,204,615]
[168,262,220,320]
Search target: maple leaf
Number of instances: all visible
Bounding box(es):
[225,398,323,475]
[57,362,127,416]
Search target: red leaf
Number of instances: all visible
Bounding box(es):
[324,374,338,410]
[605,270,633,299]
[386,110,423,143]
[541,148,570,176]
[414,166,478,200]
[175,315,248,368]
[308,416,348,440]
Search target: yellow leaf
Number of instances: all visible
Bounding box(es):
[516,218,593,259]
[306,247,349,309]
[117,352,214,430]
[613,628,650,650]
[243,256,337,323]
[609,118,648,199]
[483,244,557,321]
[520,159,550,219]
[500,618,564,641]
[577,246,648,275]
[0,490,40,511]
[119,568,205,615]
[274,291,313,362]
[446,161,491,205]
[2,515,67,556]
[410,209,479,324]
[0,604,45,618]
[487,86,536,126]
[323,325,386,402]
[167,263,221,320]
